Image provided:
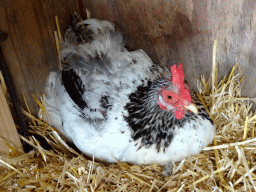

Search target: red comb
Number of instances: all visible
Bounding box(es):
[170,63,192,108]
[170,64,185,89]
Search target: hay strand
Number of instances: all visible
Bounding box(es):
[0,71,7,97]
[55,16,62,43]
[212,39,218,106]
[54,31,62,70]
[0,159,22,175]
[86,9,91,19]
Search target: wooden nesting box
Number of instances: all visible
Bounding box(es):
[0,72,23,173]
[0,0,256,157]
[1,1,256,191]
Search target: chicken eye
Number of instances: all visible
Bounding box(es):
[167,95,172,100]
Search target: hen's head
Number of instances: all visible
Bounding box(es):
[158,64,198,120]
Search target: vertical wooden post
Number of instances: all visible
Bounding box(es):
[0,71,23,158]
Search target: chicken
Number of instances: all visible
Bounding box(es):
[40,13,215,176]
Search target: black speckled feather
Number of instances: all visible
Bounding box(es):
[124,78,213,152]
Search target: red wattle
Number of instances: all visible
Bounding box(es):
[175,109,185,120]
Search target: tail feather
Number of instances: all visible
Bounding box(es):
[77,19,116,36]
[61,14,129,75]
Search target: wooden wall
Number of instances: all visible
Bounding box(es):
[1,0,256,116]
[82,0,256,97]
[0,0,79,115]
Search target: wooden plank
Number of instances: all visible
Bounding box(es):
[0,0,79,115]
[0,73,23,157]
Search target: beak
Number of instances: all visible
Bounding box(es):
[184,103,198,115]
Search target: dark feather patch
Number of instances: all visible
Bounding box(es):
[124,80,176,152]
[100,95,112,109]
[62,69,88,110]
[124,78,212,152]
[69,12,94,44]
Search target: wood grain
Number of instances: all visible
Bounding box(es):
[0,0,79,115]
[0,75,23,157]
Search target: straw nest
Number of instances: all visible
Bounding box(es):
[1,17,256,192]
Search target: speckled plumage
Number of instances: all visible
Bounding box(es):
[40,13,215,176]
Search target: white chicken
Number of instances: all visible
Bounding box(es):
[40,13,215,176]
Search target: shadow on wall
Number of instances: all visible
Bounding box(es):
[76,0,256,97]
